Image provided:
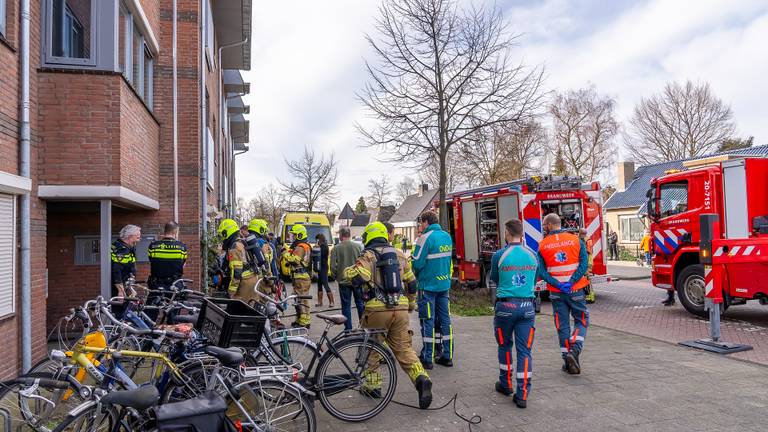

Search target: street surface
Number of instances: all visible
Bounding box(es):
[302,273,768,431]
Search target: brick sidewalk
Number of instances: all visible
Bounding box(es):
[580,279,768,366]
[312,312,768,432]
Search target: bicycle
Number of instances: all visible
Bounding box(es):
[250,288,399,422]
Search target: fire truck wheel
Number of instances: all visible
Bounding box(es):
[676,264,728,317]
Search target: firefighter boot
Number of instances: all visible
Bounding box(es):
[565,351,581,375]
[662,290,675,306]
[415,376,433,409]
[495,382,512,396]
[512,394,527,409]
[436,357,453,367]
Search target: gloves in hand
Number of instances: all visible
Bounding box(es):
[558,282,573,294]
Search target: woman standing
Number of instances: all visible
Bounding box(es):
[315,234,335,307]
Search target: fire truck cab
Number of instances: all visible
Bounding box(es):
[448,176,608,292]
[647,156,768,317]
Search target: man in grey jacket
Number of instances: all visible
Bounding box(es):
[331,227,364,330]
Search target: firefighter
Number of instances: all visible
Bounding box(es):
[344,222,433,409]
[244,218,275,301]
[490,219,538,408]
[578,228,596,304]
[283,224,313,328]
[218,218,258,303]
[538,213,589,375]
[111,224,141,297]
[147,221,188,303]
[412,211,454,369]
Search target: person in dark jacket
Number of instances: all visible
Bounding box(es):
[315,234,334,307]
[111,224,141,297]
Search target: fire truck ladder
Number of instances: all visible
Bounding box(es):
[679,214,754,354]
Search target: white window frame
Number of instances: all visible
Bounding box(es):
[44,0,99,66]
[0,194,16,318]
[619,215,644,243]
[119,3,154,110]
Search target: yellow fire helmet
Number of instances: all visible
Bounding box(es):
[362,221,388,246]
[248,218,269,235]
[290,224,308,241]
[218,218,240,240]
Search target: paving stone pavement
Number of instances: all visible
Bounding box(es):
[307,311,768,432]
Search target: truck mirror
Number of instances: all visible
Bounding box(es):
[699,214,719,265]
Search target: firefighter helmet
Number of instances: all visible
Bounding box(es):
[248,218,269,235]
[362,222,388,246]
[290,224,307,241]
[218,219,240,240]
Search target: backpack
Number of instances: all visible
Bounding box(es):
[367,245,404,308]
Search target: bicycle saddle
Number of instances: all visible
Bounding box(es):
[316,313,348,325]
[204,346,244,367]
[100,385,160,411]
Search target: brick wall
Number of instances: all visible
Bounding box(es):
[0,0,48,379]
[38,72,123,186]
[119,80,160,199]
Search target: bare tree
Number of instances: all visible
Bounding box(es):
[357,0,544,226]
[628,80,736,164]
[395,176,416,204]
[253,184,287,230]
[549,86,617,181]
[367,174,392,208]
[459,120,546,186]
[279,146,339,211]
[419,153,462,194]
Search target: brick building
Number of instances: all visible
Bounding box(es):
[0,0,253,378]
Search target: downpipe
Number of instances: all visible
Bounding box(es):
[20,0,32,372]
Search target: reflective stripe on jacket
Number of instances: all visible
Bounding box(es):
[538,231,589,292]
[411,224,453,292]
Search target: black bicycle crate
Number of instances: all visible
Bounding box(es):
[196,298,265,348]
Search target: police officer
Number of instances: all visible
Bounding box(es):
[412,211,454,369]
[490,219,538,409]
[538,213,589,374]
[282,225,313,328]
[111,224,141,297]
[244,218,276,301]
[147,221,188,300]
[218,218,258,303]
[344,222,433,409]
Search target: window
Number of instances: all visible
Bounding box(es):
[658,181,689,218]
[205,0,214,69]
[0,0,6,37]
[49,0,93,61]
[118,4,154,108]
[0,194,15,317]
[620,216,645,242]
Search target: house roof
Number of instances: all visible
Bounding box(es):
[350,213,371,227]
[390,190,438,224]
[605,144,768,211]
[377,205,397,223]
[339,203,355,220]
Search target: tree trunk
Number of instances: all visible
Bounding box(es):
[438,150,449,229]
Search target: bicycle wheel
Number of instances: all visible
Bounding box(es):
[0,372,84,431]
[51,402,114,432]
[161,359,239,403]
[230,378,315,432]
[248,336,319,373]
[314,336,397,422]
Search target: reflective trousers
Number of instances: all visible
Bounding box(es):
[418,290,453,363]
[550,289,589,358]
[292,277,312,326]
[362,304,428,386]
[493,299,535,401]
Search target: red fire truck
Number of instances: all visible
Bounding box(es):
[647,155,768,317]
[447,176,609,293]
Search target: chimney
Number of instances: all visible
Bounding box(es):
[616,161,635,192]
[418,184,429,197]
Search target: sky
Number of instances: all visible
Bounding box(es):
[238,0,768,208]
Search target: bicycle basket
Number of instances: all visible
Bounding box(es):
[196,298,266,348]
[155,391,237,432]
